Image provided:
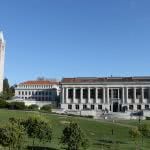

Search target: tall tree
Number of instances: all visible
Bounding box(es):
[3,78,9,93]
[60,121,89,150]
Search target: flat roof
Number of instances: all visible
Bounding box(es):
[61,76,150,83]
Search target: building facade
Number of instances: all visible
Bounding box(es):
[15,80,60,101]
[0,32,5,92]
[61,77,150,112]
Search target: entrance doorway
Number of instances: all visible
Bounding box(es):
[113,102,119,112]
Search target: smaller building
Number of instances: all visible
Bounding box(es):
[15,80,60,101]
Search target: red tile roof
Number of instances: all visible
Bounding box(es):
[20,80,59,85]
[61,77,150,83]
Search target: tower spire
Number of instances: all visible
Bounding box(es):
[0,31,4,43]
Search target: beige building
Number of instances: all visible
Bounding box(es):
[15,80,60,101]
[0,32,5,92]
[60,77,150,112]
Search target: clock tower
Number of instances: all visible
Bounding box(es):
[0,32,5,92]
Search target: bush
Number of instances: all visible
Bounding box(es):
[28,104,39,110]
[7,102,26,110]
[146,117,150,120]
[0,100,8,108]
[40,104,52,113]
[21,116,52,145]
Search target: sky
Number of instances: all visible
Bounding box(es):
[0,0,150,85]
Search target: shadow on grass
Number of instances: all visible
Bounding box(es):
[93,138,127,148]
[27,146,59,150]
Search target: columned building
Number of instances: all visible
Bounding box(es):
[0,31,5,92]
[61,77,150,112]
[15,80,60,101]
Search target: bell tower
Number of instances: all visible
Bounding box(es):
[0,31,5,92]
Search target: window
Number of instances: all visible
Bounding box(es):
[83,105,87,110]
[136,88,141,99]
[128,89,133,99]
[98,105,102,110]
[90,89,95,99]
[137,105,141,110]
[144,89,149,99]
[68,105,72,110]
[32,91,34,95]
[145,105,149,110]
[109,89,111,98]
[129,105,133,110]
[83,89,88,99]
[76,105,79,110]
[98,89,103,99]
[29,91,31,95]
[91,105,95,110]
[68,89,73,99]
[75,89,80,99]
[39,91,41,95]
[22,91,24,95]
[18,91,20,95]
[113,89,118,99]
[25,91,27,95]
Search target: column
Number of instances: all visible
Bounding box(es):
[107,87,109,104]
[118,89,120,99]
[134,87,136,103]
[73,88,76,103]
[62,87,64,103]
[88,88,90,103]
[122,87,125,104]
[66,88,68,103]
[125,87,128,104]
[141,88,144,104]
[103,87,105,104]
[111,88,113,99]
[95,88,98,103]
[80,88,83,103]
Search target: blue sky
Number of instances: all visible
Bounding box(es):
[1,0,150,85]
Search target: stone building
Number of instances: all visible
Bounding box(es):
[0,31,5,92]
[60,77,150,112]
[15,80,60,101]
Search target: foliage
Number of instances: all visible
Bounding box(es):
[138,123,150,137]
[7,101,26,110]
[21,116,52,145]
[60,121,89,150]
[0,99,8,108]
[40,104,52,113]
[2,78,15,100]
[129,127,141,140]
[28,104,39,110]
[0,117,25,150]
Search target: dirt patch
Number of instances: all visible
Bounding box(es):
[60,121,70,124]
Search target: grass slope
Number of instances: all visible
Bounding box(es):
[0,109,150,150]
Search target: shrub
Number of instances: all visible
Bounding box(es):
[28,104,39,110]
[21,116,52,145]
[60,121,89,150]
[7,102,26,110]
[40,104,52,113]
[0,100,8,108]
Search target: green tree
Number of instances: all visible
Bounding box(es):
[60,121,89,150]
[21,116,52,146]
[138,123,149,145]
[1,78,15,100]
[0,118,25,150]
[129,127,141,150]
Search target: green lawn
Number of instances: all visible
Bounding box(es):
[0,109,150,150]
